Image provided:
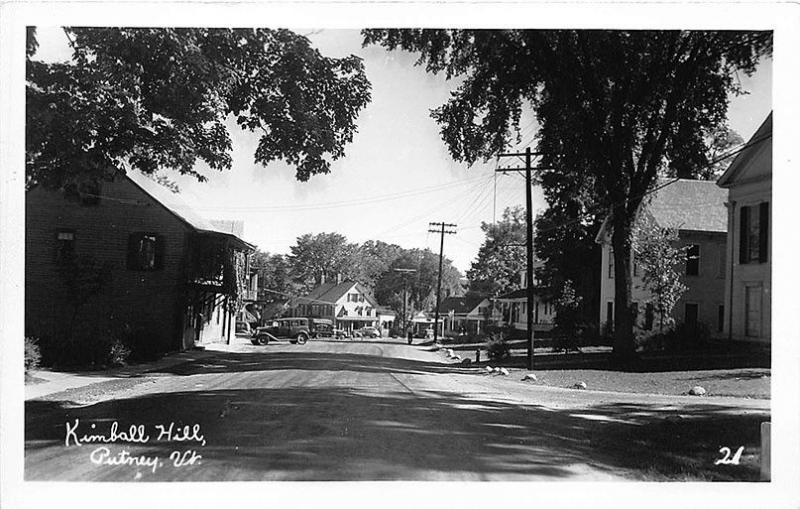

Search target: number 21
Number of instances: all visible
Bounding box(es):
[715,446,744,465]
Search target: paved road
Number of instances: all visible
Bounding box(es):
[25,338,769,481]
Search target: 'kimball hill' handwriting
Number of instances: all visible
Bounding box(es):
[65,419,205,473]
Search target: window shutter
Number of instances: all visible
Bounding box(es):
[739,206,749,264]
[127,234,139,269]
[758,202,769,263]
[154,235,165,270]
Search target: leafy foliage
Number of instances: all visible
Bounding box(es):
[364,29,771,357]
[486,334,511,360]
[467,206,525,296]
[632,213,689,332]
[374,248,464,324]
[25,337,42,374]
[26,27,371,190]
[288,232,359,289]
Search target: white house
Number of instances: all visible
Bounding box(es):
[439,295,499,336]
[495,269,555,332]
[717,112,771,344]
[290,280,381,335]
[596,179,729,337]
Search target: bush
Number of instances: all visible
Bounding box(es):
[636,321,713,353]
[123,326,167,363]
[486,334,511,360]
[25,337,41,373]
[35,322,163,369]
[107,338,131,367]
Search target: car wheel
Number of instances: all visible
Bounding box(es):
[296,333,308,345]
[256,335,269,346]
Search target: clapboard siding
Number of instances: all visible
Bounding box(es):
[25,176,191,351]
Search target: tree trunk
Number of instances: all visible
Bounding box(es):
[610,211,637,363]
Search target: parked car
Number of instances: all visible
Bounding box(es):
[354,326,381,339]
[251,317,334,345]
[332,328,350,339]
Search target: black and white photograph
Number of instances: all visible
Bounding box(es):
[1,2,798,508]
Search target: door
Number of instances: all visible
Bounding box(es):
[745,285,762,337]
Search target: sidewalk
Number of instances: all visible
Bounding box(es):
[25,348,218,400]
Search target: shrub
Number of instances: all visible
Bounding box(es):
[25,337,41,373]
[124,326,167,363]
[107,338,131,367]
[486,334,510,360]
[636,321,713,353]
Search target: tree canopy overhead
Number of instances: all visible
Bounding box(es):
[26,27,372,190]
[364,29,771,358]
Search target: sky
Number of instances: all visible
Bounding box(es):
[33,28,772,273]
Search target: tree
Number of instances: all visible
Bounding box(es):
[288,232,358,289]
[374,248,463,324]
[701,126,745,180]
[632,213,689,332]
[350,240,404,290]
[467,206,525,296]
[250,250,294,303]
[363,29,771,360]
[26,27,371,191]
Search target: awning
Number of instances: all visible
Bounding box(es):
[336,317,376,322]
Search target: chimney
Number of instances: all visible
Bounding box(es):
[336,273,342,285]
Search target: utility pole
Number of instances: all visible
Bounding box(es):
[393,268,417,331]
[428,222,457,344]
[496,147,546,371]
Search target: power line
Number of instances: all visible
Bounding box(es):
[192,174,492,212]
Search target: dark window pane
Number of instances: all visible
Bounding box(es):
[686,244,700,276]
[127,232,163,271]
[739,206,749,264]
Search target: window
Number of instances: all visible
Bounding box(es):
[633,259,640,277]
[739,202,769,264]
[55,229,75,264]
[127,232,163,271]
[685,303,699,326]
[605,301,614,332]
[717,305,725,333]
[717,244,726,279]
[608,249,615,279]
[686,244,700,276]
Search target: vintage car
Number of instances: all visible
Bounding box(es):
[251,317,333,345]
[354,326,381,339]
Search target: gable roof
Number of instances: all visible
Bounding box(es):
[297,280,378,307]
[595,178,728,245]
[125,171,255,250]
[496,287,546,300]
[644,179,728,233]
[210,219,245,238]
[717,112,772,188]
[439,295,485,315]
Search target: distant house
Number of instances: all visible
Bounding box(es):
[596,179,729,337]
[290,280,382,335]
[440,295,496,335]
[375,306,397,335]
[717,113,771,344]
[495,268,555,332]
[25,170,256,354]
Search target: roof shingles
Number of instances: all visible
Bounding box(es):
[644,179,728,233]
